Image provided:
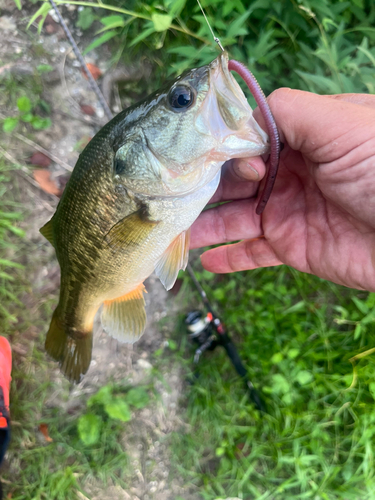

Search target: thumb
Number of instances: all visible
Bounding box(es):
[253,88,375,164]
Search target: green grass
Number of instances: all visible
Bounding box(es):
[169,264,375,499]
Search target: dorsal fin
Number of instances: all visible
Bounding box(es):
[101,284,147,343]
[40,219,54,246]
[155,229,190,291]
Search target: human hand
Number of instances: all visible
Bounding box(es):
[190,89,375,292]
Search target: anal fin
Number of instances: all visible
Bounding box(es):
[101,284,147,343]
[155,228,190,291]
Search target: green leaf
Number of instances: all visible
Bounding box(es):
[100,15,124,27]
[168,339,177,351]
[165,0,186,17]
[17,96,32,112]
[0,259,24,269]
[37,64,53,74]
[0,211,22,220]
[152,13,172,32]
[369,382,375,399]
[96,20,126,34]
[352,296,369,314]
[295,70,342,93]
[83,31,117,55]
[77,7,96,31]
[8,226,25,237]
[213,288,225,301]
[13,0,21,10]
[296,370,313,385]
[283,301,306,315]
[129,25,156,47]
[31,116,51,130]
[105,398,131,422]
[361,309,375,325]
[215,447,225,457]
[77,413,101,446]
[88,385,113,407]
[271,352,283,364]
[354,323,362,339]
[126,388,150,409]
[0,272,14,281]
[226,10,250,39]
[167,45,201,58]
[20,113,33,123]
[287,349,300,359]
[271,374,290,395]
[38,99,51,114]
[3,117,19,133]
[27,3,50,32]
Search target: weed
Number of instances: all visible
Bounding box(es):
[77,383,151,446]
[27,0,375,97]
[2,95,51,133]
[0,160,25,325]
[170,264,375,499]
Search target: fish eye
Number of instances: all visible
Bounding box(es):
[169,85,194,111]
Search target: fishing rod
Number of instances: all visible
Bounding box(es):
[185,264,266,412]
[48,0,266,411]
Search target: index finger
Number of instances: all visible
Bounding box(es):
[253,88,375,164]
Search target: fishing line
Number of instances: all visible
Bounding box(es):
[48,0,113,121]
[196,0,224,51]
[196,0,281,214]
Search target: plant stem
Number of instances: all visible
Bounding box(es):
[51,0,209,44]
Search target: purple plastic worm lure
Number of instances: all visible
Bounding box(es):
[228,59,281,215]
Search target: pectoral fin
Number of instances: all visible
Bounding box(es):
[155,229,190,291]
[101,284,147,343]
[40,219,54,246]
[105,209,159,251]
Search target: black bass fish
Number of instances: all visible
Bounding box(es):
[40,53,269,382]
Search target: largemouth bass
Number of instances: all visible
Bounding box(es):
[40,52,269,382]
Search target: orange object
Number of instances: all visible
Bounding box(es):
[33,170,61,197]
[39,423,53,443]
[0,336,11,466]
[82,63,102,80]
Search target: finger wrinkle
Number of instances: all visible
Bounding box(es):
[213,206,229,243]
[244,238,282,268]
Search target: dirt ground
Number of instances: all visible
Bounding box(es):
[0,2,207,499]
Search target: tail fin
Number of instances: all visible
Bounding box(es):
[45,308,93,383]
